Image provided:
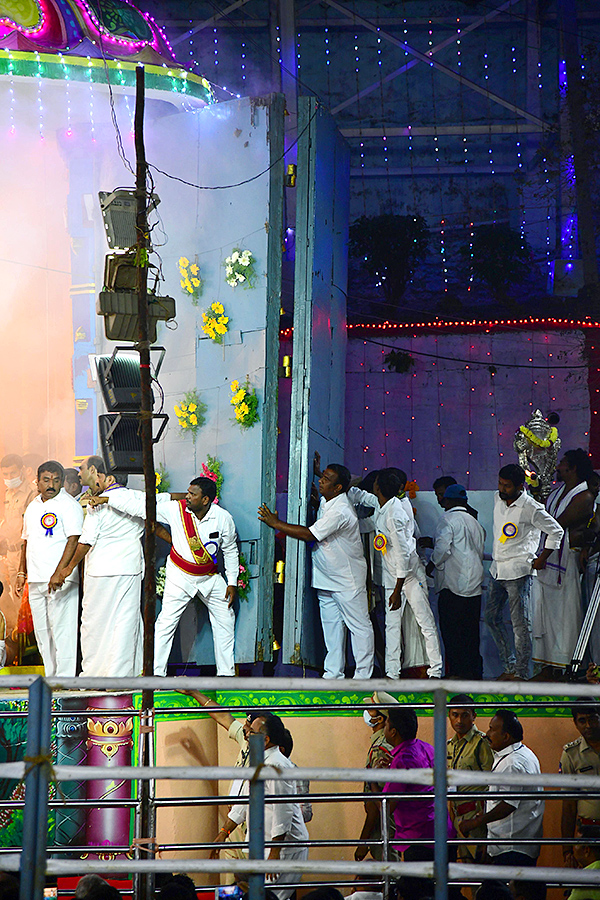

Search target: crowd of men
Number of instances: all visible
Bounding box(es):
[0,453,239,678]
[175,690,600,900]
[260,447,600,682]
[1,444,600,680]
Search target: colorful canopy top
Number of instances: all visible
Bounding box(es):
[0,0,178,62]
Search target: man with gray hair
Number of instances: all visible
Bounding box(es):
[56,457,144,677]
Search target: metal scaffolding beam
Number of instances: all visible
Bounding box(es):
[323,0,548,129]
[331,0,523,115]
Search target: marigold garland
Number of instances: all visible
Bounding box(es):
[519,425,558,448]
[155,464,171,494]
[174,389,207,439]
[178,256,203,304]
[202,300,230,343]
[230,379,259,430]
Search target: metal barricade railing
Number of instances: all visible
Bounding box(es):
[2,675,600,900]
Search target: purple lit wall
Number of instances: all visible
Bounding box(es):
[344,328,590,490]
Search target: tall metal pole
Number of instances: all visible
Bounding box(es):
[20,677,52,900]
[134,63,156,900]
[248,733,266,900]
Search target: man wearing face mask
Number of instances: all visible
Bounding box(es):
[0,454,36,633]
[355,690,399,862]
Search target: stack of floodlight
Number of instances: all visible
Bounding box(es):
[97,190,175,342]
[96,345,168,474]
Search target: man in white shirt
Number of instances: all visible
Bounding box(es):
[427,484,485,679]
[485,463,564,680]
[57,459,144,677]
[350,469,442,679]
[532,449,596,674]
[91,476,239,677]
[15,460,83,677]
[462,709,544,868]
[211,713,309,900]
[259,462,374,679]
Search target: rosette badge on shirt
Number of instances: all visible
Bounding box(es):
[41,512,58,537]
[499,523,518,544]
[374,533,387,555]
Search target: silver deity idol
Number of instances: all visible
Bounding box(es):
[513,409,561,501]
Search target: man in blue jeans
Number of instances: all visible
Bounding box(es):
[485,464,564,680]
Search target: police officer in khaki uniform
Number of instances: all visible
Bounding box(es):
[560,704,600,867]
[446,693,494,864]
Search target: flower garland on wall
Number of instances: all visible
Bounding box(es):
[224,248,256,289]
[174,389,207,438]
[230,380,259,429]
[201,455,223,502]
[237,552,250,601]
[201,301,230,343]
[155,463,171,493]
[178,257,203,304]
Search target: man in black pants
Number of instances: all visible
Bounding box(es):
[426,484,485,678]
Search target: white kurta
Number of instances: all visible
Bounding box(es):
[308,493,373,679]
[79,485,145,677]
[229,745,309,900]
[105,490,239,676]
[532,483,587,668]
[349,489,442,677]
[22,489,83,677]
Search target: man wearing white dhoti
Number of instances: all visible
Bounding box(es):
[533,449,596,674]
[57,459,144,677]
[93,476,239,676]
[16,461,83,677]
[211,713,310,900]
[351,469,443,679]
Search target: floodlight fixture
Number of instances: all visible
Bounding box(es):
[96,346,165,412]
[98,413,168,474]
[99,189,160,250]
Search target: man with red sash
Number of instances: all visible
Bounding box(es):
[92,476,239,676]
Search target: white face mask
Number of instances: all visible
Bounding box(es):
[363,710,379,727]
[3,476,22,489]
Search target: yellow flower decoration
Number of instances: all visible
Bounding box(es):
[189,414,198,425]
[231,380,239,392]
[188,403,197,412]
[179,256,189,267]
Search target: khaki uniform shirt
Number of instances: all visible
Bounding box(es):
[0,481,36,548]
[364,728,396,860]
[447,726,494,841]
[560,736,600,821]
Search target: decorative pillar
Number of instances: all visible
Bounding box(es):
[85,695,134,857]
[54,696,88,851]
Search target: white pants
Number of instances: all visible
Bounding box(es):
[28,580,79,677]
[317,587,374,679]
[385,559,443,678]
[154,569,235,676]
[81,573,143,677]
[271,842,309,900]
